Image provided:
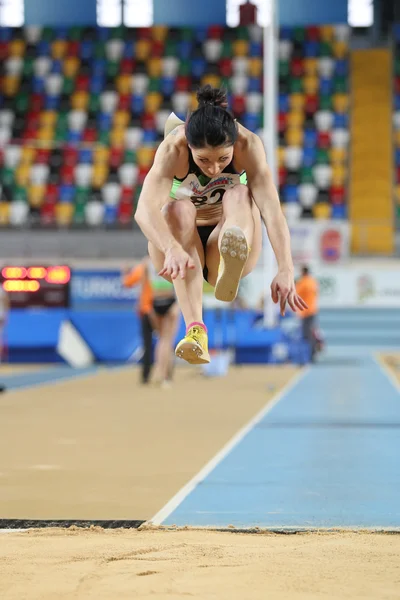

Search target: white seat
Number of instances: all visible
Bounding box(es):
[5,57,23,75]
[284,146,303,170]
[0,109,15,128]
[75,164,93,187]
[393,111,400,130]
[318,57,335,78]
[100,91,118,113]
[248,24,263,42]
[232,56,248,75]
[33,56,51,77]
[313,164,333,189]
[230,74,248,95]
[131,73,149,95]
[298,183,318,208]
[0,127,11,148]
[85,201,104,226]
[30,164,49,185]
[10,201,29,226]
[45,74,63,96]
[4,145,21,169]
[334,24,350,42]
[119,164,139,187]
[171,91,190,115]
[24,26,43,44]
[161,57,179,77]
[102,182,121,206]
[68,110,87,132]
[314,110,334,132]
[331,128,350,148]
[282,202,302,221]
[155,109,172,134]
[203,39,223,62]
[245,92,263,114]
[105,39,124,62]
[278,40,292,61]
[125,126,143,150]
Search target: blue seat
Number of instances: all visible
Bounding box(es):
[333,112,348,128]
[81,40,94,60]
[51,60,63,74]
[302,147,316,167]
[279,93,290,113]
[90,75,105,94]
[78,148,93,164]
[178,40,193,60]
[131,94,145,115]
[393,24,400,42]
[142,130,158,144]
[92,59,106,76]
[248,77,262,92]
[59,184,75,202]
[249,41,262,57]
[335,59,348,76]
[97,27,110,42]
[32,76,45,94]
[395,94,400,111]
[45,95,60,110]
[194,27,208,43]
[160,76,176,97]
[37,41,50,56]
[331,204,347,219]
[98,112,112,130]
[0,28,11,42]
[242,113,261,132]
[54,27,68,39]
[123,41,135,58]
[104,204,118,225]
[191,57,207,78]
[280,27,293,41]
[304,41,319,57]
[395,149,400,166]
[303,128,317,148]
[282,184,298,203]
[67,130,82,144]
[320,77,333,95]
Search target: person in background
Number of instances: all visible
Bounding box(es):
[123,257,180,387]
[295,265,319,362]
[0,285,9,392]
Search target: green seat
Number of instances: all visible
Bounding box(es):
[148,78,161,92]
[110,26,124,40]
[41,27,54,42]
[395,56,400,76]
[396,205,400,220]
[319,42,333,57]
[164,40,178,57]
[221,40,233,58]
[13,184,27,202]
[316,149,329,164]
[2,167,15,187]
[94,42,106,59]
[293,27,306,43]
[69,27,83,41]
[220,77,231,92]
[124,149,137,164]
[15,92,29,113]
[300,167,314,184]
[333,75,348,93]
[178,60,191,76]
[98,130,110,145]
[73,201,86,224]
[236,26,250,40]
[89,94,100,112]
[319,95,333,111]
[278,60,290,78]
[23,57,33,77]
[62,77,74,95]
[290,78,303,94]
[54,129,67,143]
[106,60,119,78]
[181,28,195,41]
[75,188,90,204]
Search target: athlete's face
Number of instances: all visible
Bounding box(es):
[190,145,234,178]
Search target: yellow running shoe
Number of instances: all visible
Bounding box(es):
[175,323,210,364]
[214,226,249,302]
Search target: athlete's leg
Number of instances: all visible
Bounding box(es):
[153,302,180,384]
[205,186,262,295]
[148,200,205,327]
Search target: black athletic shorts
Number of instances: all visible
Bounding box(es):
[197,225,217,283]
[153,296,176,317]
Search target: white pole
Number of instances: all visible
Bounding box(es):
[262,0,278,328]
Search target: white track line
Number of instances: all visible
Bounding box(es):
[149,367,310,526]
[372,353,400,394]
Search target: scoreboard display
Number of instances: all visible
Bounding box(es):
[0,266,71,308]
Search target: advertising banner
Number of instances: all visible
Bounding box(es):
[71,270,138,309]
[289,220,350,268]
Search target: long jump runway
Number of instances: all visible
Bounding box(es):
[0,349,399,532]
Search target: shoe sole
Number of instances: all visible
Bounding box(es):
[175,340,210,365]
[214,226,249,302]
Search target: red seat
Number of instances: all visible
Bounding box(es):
[317,131,331,149]
[138,166,150,185]
[278,111,287,133]
[60,164,74,184]
[141,113,156,131]
[121,186,134,202]
[36,148,51,164]
[290,58,304,77]
[176,75,191,92]
[152,40,165,58]
[118,94,131,110]
[219,58,233,78]
[31,94,45,112]
[76,74,90,91]
[329,185,345,205]
[110,147,124,169]
[26,110,40,127]
[63,147,78,166]
[46,183,59,203]
[82,127,97,143]
[22,127,37,141]
[120,58,135,74]
[118,200,133,224]
[208,25,224,39]
[40,201,56,226]
[279,166,287,187]
[231,95,246,116]
[67,41,80,56]
[138,27,152,40]
[306,27,320,41]
[305,94,319,115]
[0,42,8,61]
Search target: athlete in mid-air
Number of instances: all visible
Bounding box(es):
[135,85,307,365]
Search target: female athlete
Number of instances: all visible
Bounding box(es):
[135,85,307,365]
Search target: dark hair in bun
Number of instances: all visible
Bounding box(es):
[186,85,238,148]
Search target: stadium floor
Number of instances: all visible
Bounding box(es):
[0,353,399,598]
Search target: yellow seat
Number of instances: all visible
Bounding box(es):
[289,93,305,110]
[20,146,36,165]
[277,146,285,167]
[330,147,347,165]
[319,25,334,42]
[55,203,74,226]
[71,91,89,110]
[287,110,305,128]
[147,57,162,78]
[395,185,400,204]
[37,126,54,142]
[285,127,304,146]
[248,57,262,78]
[116,74,132,95]
[51,40,67,60]
[303,75,318,95]
[114,110,130,128]
[9,39,26,57]
[394,130,400,148]
[2,75,20,97]
[145,91,163,114]
[201,74,221,89]
[232,40,249,57]
[152,25,168,42]
[332,164,347,186]
[28,184,46,208]
[63,56,80,78]
[304,58,318,76]
[92,164,109,187]
[333,41,348,59]
[16,164,31,186]
[190,91,199,111]
[93,146,110,165]
[135,39,152,61]
[313,203,332,219]
[39,110,57,128]
[136,146,156,168]
[0,202,10,225]
[333,93,349,113]
[110,127,125,149]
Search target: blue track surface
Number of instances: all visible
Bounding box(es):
[0,366,100,391]
[163,348,400,530]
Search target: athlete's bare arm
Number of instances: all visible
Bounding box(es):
[235,126,307,314]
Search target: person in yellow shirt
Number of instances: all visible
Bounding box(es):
[295,266,319,361]
[123,257,179,387]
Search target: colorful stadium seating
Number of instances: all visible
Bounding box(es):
[393,25,400,225]
[0,24,350,228]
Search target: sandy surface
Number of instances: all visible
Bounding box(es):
[380,353,400,385]
[0,527,399,600]
[0,365,298,520]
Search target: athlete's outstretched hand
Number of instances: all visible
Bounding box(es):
[271,269,308,317]
[159,245,195,280]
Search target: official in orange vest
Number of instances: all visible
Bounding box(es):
[295,266,319,361]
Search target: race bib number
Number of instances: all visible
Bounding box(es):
[175,173,242,209]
